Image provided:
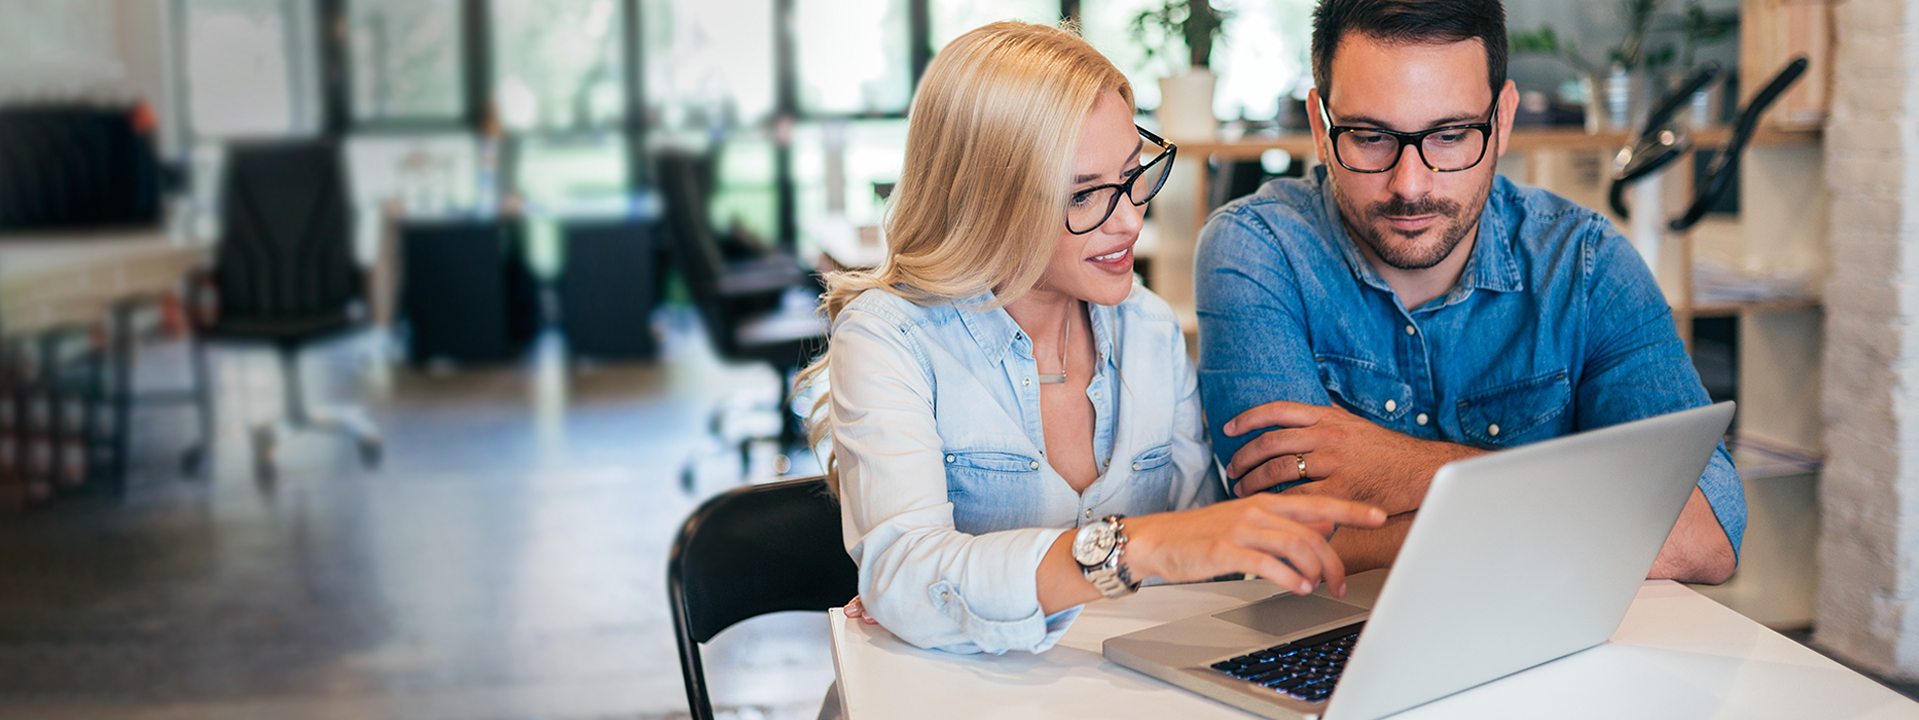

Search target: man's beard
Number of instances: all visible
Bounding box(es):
[1332,174,1492,271]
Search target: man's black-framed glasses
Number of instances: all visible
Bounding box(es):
[1319,97,1496,174]
[1065,125,1178,234]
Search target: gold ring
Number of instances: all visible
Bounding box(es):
[1295,454,1308,481]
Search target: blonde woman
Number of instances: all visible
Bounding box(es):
[803,22,1385,655]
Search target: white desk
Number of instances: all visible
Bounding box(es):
[830,576,1919,719]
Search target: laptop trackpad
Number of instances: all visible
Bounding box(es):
[1213,593,1367,637]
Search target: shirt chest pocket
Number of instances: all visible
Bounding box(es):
[1114,443,1175,515]
[1317,355,1413,425]
[944,450,1044,534]
[1457,370,1571,447]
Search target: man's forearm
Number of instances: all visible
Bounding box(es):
[1648,488,1736,584]
[1329,511,1417,574]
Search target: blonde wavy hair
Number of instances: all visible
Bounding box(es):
[796,21,1135,489]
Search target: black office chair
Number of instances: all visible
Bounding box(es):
[656,150,826,466]
[184,139,380,482]
[668,475,859,720]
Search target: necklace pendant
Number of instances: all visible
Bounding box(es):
[1036,373,1067,385]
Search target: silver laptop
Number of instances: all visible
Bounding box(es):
[1104,402,1736,720]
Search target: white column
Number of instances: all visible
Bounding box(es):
[1815,0,1919,679]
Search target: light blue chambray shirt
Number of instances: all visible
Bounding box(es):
[1194,166,1745,559]
[828,283,1225,655]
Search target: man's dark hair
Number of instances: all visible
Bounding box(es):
[1311,0,1508,101]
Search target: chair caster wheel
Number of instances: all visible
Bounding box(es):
[358,439,382,469]
[180,446,206,477]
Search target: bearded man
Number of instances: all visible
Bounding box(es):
[1194,0,1743,583]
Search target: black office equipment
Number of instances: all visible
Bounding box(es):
[398,216,539,366]
[557,219,663,361]
[185,139,380,481]
[668,476,858,720]
[0,105,163,233]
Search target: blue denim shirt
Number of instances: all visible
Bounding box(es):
[828,284,1224,655]
[1193,167,1744,558]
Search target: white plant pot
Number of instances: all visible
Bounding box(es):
[1156,69,1218,140]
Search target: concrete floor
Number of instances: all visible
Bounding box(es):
[0,310,834,720]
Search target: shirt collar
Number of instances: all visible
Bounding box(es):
[1312,166,1523,307]
[952,289,1121,367]
[952,290,1023,365]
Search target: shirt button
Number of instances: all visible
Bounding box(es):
[1405,324,1417,336]
[1022,377,1031,387]
[1488,424,1501,436]
[1416,413,1429,426]
[1029,460,1041,470]
[1092,390,1102,399]
[1131,462,1140,471]
[1085,509,1094,519]
[1384,399,1397,413]
[945,454,956,463]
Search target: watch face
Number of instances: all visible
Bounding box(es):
[1073,522,1117,566]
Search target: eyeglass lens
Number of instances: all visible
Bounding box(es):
[1335,127,1488,172]
[1066,140,1173,234]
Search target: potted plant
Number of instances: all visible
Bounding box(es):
[1511,0,1733,133]
[1130,0,1230,139]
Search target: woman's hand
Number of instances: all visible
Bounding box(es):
[1123,495,1386,599]
[844,596,879,625]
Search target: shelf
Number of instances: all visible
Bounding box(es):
[1688,296,1822,319]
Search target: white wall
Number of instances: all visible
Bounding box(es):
[1815,0,1919,680]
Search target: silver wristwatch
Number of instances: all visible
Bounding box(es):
[1072,515,1140,599]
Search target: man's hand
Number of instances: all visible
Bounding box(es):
[1223,401,1486,515]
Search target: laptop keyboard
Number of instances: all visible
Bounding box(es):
[1208,622,1365,704]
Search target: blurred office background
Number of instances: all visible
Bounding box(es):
[0,0,1886,718]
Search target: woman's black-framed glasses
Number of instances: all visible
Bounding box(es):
[1065,126,1178,234]
[1318,97,1496,174]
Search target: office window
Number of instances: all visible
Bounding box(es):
[792,119,909,259]
[795,0,912,116]
[645,0,779,245]
[348,0,464,122]
[1212,0,1314,121]
[492,0,627,131]
[1080,0,1176,111]
[644,0,776,130]
[930,0,1059,55]
[182,0,319,137]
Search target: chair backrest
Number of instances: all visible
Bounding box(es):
[668,476,858,720]
[654,150,729,311]
[214,139,361,322]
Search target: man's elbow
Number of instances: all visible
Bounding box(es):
[1657,534,1737,585]
[1685,543,1737,585]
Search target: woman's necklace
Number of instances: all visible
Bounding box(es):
[1036,301,1073,385]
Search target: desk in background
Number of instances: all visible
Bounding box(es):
[0,231,204,336]
[830,574,1919,719]
[395,216,539,366]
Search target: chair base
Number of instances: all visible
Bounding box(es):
[181,335,383,482]
[248,409,382,482]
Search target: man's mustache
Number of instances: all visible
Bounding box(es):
[1369,197,1459,219]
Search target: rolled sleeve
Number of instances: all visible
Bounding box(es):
[1577,228,1746,559]
[1194,211,1331,492]
[830,307,1080,654]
